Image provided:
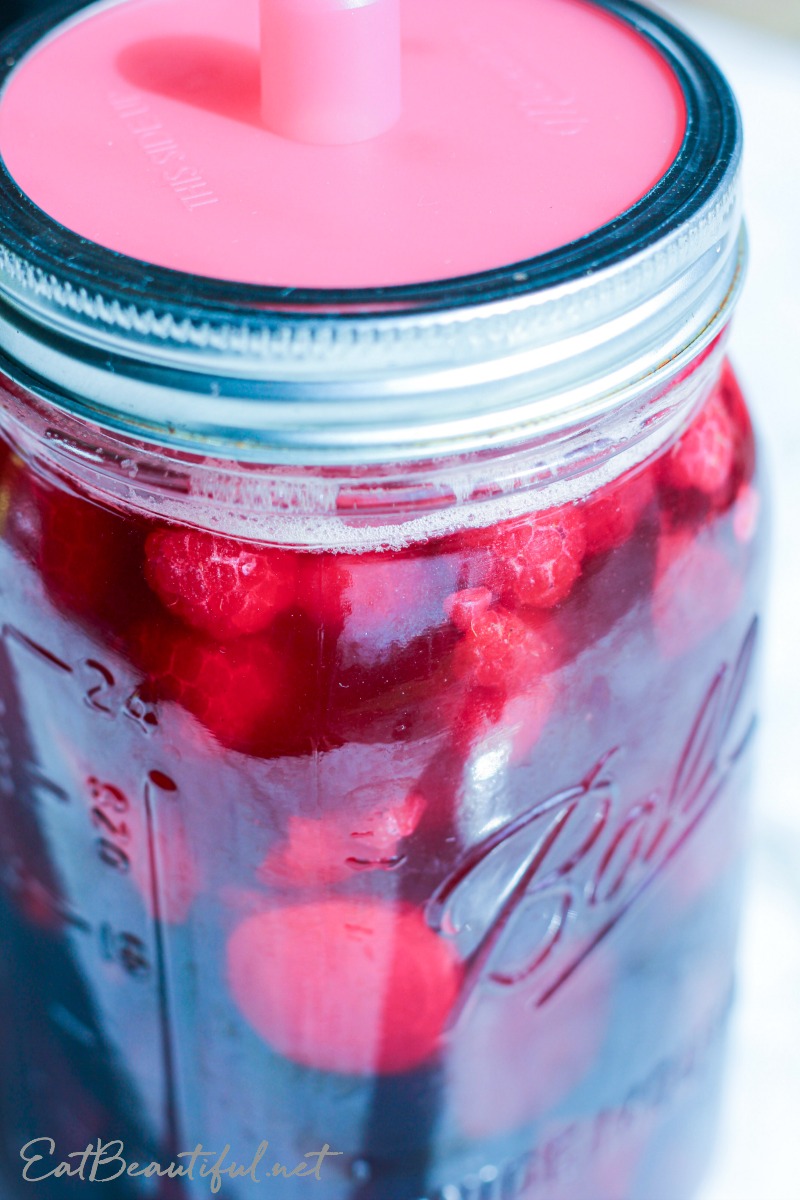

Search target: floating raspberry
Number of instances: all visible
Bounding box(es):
[652,525,743,659]
[130,619,309,758]
[260,789,426,887]
[582,467,655,556]
[444,586,494,630]
[227,900,462,1074]
[662,391,736,496]
[447,604,558,764]
[494,505,586,609]
[145,528,297,641]
[452,606,557,694]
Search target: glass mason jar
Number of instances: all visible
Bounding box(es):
[0,3,765,1200]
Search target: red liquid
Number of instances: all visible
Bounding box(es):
[0,360,764,1199]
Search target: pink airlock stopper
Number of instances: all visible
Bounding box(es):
[260,0,402,144]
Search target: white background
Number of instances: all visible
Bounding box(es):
[655,5,800,1200]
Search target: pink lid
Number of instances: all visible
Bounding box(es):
[0,0,687,290]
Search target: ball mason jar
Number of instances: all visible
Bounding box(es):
[0,3,765,1199]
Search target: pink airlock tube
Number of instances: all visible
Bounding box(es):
[260,0,402,144]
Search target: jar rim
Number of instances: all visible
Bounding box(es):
[0,0,744,463]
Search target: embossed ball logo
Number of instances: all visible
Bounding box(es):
[427,620,758,1023]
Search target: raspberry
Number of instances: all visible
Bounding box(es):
[130,619,308,758]
[452,606,556,694]
[652,525,743,659]
[662,390,736,496]
[145,528,297,641]
[260,789,426,886]
[582,467,655,556]
[444,586,494,630]
[226,900,461,1074]
[448,605,558,762]
[494,505,586,609]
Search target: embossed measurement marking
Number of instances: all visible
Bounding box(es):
[0,624,163,981]
[1,624,159,733]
